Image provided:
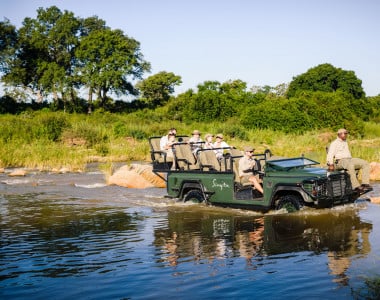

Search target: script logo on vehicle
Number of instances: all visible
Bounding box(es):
[212,179,230,190]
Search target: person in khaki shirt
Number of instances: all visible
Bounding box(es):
[327,128,371,191]
[238,146,264,194]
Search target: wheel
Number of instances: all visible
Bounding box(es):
[276,194,303,213]
[183,190,205,203]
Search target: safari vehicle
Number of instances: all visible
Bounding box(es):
[149,137,372,212]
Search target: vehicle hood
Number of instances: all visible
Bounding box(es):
[266,167,327,178]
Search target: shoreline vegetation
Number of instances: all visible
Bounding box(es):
[1,112,379,175]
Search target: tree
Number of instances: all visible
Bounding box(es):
[1,6,81,106]
[75,28,151,108]
[287,63,365,99]
[136,71,182,108]
[0,18,17,73]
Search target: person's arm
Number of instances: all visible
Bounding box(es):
[326,140,336,170]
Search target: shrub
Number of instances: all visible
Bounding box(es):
[37,113,70,141]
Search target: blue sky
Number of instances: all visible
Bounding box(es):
[1,0,380,96]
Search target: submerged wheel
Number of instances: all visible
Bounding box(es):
[276,195,303,213]
[183,190,205,203]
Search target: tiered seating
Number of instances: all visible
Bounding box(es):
[173,143,200,170]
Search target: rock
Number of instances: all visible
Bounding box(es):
[8,169,27,177]
[59,167,70,174]
[370,197,380,204]
[0,168,4,173]
[107,164,166,188]
[370,162,380,181]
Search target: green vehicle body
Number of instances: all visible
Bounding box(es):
[149,137,370,212]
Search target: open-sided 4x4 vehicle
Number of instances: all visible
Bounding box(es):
[149,137,372,212]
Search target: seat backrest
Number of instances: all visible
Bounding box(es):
[232,156,242,183]
[174,143,199,170]
[198,149,222,171]
[230,148,243,157]
[150,137,161,151]
[149,136,164,161]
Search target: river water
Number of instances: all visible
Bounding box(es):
[1,166,380,300]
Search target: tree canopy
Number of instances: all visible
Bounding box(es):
[0,6,150,110]
[136,71,182,108]
[286,63,365,99]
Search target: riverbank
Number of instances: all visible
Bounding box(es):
[1,113,379,171]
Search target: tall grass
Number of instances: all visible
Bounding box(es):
[0,112,379,170]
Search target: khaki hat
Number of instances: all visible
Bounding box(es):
[337,128,348,134]
[205,133,214,139]
[192,130,201,135]
[244,146,255,152]
[215,133,224,139]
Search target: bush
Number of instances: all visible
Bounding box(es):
[37,113,70,141]
[62,121,108,147]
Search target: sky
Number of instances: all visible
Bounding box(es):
[1,0,380,96]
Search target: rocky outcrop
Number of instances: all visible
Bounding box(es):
[370,162,380,181]
[8,169,27,177]
[107,164,166,188]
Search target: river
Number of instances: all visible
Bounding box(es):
[1,166,380,299]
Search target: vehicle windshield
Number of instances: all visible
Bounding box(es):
[266,157,319,170]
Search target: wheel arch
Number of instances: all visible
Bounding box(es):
[179,180,206,200]
[270,185,307,208]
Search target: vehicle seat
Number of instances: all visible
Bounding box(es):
[149,136,173,170]
[173,143,200,170]
[198,149,224,171]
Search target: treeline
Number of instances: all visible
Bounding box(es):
[0,6,150,113]
[1,6,380,136]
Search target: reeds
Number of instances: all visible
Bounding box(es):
[0,112,379,170]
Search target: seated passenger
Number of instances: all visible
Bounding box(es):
[238,146,264,194]
[160,128,177,151]
[327,128,371,192]
[163,133,176,158]
[213,133,230,160]
[203,133,215,149]
[188,130,203,154]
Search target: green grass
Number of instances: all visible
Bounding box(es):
[0,112,379,170]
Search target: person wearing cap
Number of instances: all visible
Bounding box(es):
[204,133,215,149]
[326,128,371,192]
[213,133,230,160]
[160,128,177,151]
[188,130,203,154]
[238,146,264,194]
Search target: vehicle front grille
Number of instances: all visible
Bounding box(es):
[326,172,351,197]
[303,172,351,199]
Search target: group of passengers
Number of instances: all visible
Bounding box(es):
[158,127,372,196]
[159,128,263,194]
[160,128,231,160]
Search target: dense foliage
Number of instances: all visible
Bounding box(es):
[136,71,182,108]
[286,63,365,99]
[0,6,150,111]
[1,6,380,136]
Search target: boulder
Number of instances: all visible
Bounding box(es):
[370,162,380,181]
[8,169,27,177]
[107,164,166,188]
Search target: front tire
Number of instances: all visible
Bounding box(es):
[183,190,205,203]
[276,195,303,213]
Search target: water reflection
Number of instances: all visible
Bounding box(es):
[1,175,379,299]
[154,207,372,284]
[1,192,140,280]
